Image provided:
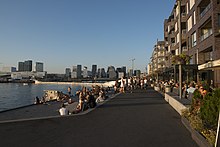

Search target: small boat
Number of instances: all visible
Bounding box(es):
[23,83,28,86]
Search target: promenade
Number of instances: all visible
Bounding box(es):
[0,88,198,147]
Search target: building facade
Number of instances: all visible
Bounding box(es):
[107,66,117,79]
[36,62,43,72]
[18,60,32,72]
[92,65,97,78]
[149,0,220,87]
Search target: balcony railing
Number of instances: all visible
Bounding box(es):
[200,29,213,42]
[182,29,187,34]
[171,43,176,47]
[181,13,186,17]
[200,3,211,18]
[182,46,188,52]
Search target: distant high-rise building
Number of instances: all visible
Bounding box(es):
[18,62,25,71]
[65,68,71,78]
[18,60,32,71]
[2,67,16,73]
[77,65,82,78]
[122,66,126,76]
[134,70,141,77]
[97,68,106,78]
[24,60,32,71]
[71,66,77,79]
[83,66,88,78]
[128,69,133,77]
[116,66,127,78]
[36,62,43,72]
[107,66,117,79]
[92,65,97,78]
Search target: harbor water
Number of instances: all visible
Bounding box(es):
[0,83,84,112]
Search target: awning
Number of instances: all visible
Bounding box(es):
[198,59,220,70]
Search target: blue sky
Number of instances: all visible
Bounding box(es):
[0,0,175,73]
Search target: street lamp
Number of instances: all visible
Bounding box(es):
[177,0,182,99]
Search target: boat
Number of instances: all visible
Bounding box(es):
[23,83,28,86]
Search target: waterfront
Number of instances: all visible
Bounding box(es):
[0,83,83,112]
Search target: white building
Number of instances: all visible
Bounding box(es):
[2,66,16,73]
[83,66,88,78]
[11,71,46,80]
[71,66,77,79]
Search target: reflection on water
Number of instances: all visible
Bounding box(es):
[0,83,83,111]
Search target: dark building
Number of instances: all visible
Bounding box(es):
[36,62,43,72]
[65,68,71,78]
[18,60,32,72]
[92,65,97,78]
[18,62,25,71]
[77,65,82,79]
[24,60,32,71]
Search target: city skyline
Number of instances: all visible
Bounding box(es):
[1,59,129,74]
[0,0,175,73]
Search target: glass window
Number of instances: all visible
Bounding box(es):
[191,32,197,47]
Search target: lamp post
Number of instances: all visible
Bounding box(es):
[178,0,182,99]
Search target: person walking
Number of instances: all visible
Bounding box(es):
[120,77,125,93]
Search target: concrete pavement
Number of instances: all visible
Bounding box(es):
[0,88,198,147]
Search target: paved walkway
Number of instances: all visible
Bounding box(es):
[0,88,198,147]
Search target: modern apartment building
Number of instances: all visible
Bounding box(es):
[18,60,32,72]
[36,62,43,72]
[186,0,220,87]
[92,65,97,78]
[149,0,220,87]
[148,41,166,81]
[107,66,117,79]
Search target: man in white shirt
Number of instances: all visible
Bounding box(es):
[59,103,68,116]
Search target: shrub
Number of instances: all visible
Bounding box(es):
[200,89,220,129]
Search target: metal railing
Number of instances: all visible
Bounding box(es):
[200,3,211,18]
[200,29,213,42]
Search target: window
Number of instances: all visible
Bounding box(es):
[189,0,195,10]
[218,14,220,27]
[187,16,193,31]
[193,11,196,25]
[191,32,197,47]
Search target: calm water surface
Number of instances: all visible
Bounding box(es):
[0,83,83,111]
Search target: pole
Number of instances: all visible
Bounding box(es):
[197,48,199,83]
[215,112,220,147]
[178,0,182,99]
[131,58,135,76]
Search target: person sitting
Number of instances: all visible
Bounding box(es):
[34,96,40,104]
[187,82,196,100]
[96,90,105,103]
[59,103,69,116]
[75,92,85,112]
[86,91,96,108]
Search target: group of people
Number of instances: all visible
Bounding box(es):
[114,77,148,93]
[155,79,212,99]
[34,96,46,105]
[59,85,109,116]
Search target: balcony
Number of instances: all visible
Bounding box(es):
[182,46,188,52]
[181,13,186,17]
[171,43,176,47]
[158,54,165,58]
[200,29,213,42]
[200,3,211,18]
[182,29,187,34]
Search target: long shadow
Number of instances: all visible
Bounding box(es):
[115,96,163,100]
[98,101,168,109]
